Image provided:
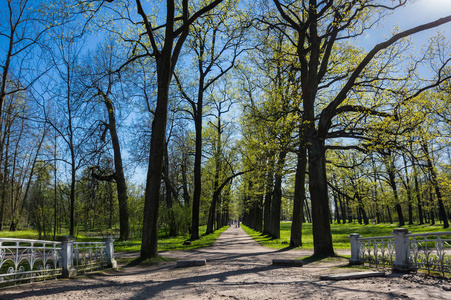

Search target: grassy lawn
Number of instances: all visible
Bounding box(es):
[114,225,229,252]
[242,222,450,250]
[0,229,44,240]
[0,225,229,253]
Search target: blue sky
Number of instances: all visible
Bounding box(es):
[361,0,451,49]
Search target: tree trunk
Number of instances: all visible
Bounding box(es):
[163,144,178,237]
[386,205,393,224]
[304,200,312,223]
[0,124,10,231]
[104,95,130,241]
[385,152,404,226]
[263,159,274,234]
[429,186,435,225]
[308,137,334,256]
[355,191,369,225]
[181,151,190,206]
[191,82,204,240]
[206,193,218,234]
[333,192,340,224]
[290,144,306,247]
[206,114,222,234]
[338,188,347,224]
[413,162,424,225]
[401,154,414,225]
[70,163,76,236]
[141,53,172,259]
[270,151,286,239]
[422,143,448,228]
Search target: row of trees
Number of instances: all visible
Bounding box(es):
[1,0,451,259]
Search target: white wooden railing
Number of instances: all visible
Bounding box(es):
[350,229,451,275]
[0,236,116,288]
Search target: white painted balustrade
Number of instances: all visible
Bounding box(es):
[0,236,116,287]
[350,229,451,274]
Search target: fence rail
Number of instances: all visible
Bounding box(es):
[350,229,451,275]
[0,238,62,286]
[73,242,108,273]
[358,235,395,268]
[0,236,116,288]
[407,232,451,274]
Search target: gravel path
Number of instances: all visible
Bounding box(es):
[1,226,451,299]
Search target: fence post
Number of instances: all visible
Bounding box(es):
[392,228,410,272]
[349,233,362,265]
[58,236,77,278]
[103,237,117,269]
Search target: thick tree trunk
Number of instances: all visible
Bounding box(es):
[191,117,202,239]
[141,54,172,259]
[191,73,205,239]
[308,137,334,256]
[290,144,306,247]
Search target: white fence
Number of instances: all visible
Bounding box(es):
[0,236,116,288]
[350,228,451,275]
[0,238,62,285]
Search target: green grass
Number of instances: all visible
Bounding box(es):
[0,229,46,240]
[113,225,229,252]
[0,225,229,254]
[242,222,451,250]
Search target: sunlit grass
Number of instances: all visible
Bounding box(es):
[0,230,43,240]
[242,222,450,250]
[0,225,229,254]
[114,225,229,252]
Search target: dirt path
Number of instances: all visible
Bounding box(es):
[1,226,451,299]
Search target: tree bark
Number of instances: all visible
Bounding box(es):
[290,143,306,247]
[308,137,334,256]
[263,159,274,235]
[141,50,172,259]
[422,142,448,228]
[384,151,404,226]
[103,95,130,241]
[412,161,424,225]
[269,151,286,239]
[191,106,202,240]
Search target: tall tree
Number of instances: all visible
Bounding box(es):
[81,41,131,241]
[269,0,451,256]
[132,0,224,259]
[44,24,96,236]
[174,0,245,239]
